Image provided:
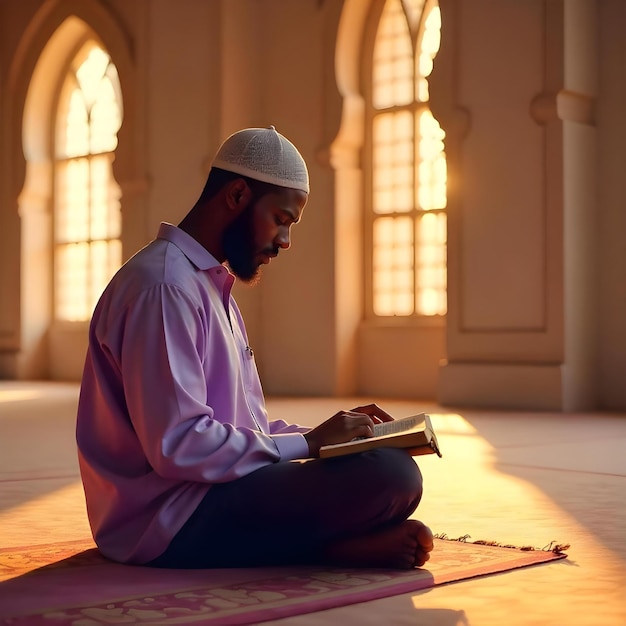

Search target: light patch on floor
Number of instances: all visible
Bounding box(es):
[0,388,45,403]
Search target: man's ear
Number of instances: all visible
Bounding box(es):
[225,179,252,212]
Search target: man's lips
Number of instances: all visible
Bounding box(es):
[259,251,278,265]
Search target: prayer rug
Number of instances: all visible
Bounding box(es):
[0,537,567,625]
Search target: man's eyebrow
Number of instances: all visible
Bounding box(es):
[281,207,301,224]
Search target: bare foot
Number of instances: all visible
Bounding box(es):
[320,520,434,569]
[413,520,434,567]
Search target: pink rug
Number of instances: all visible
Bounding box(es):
[0,537,566,625]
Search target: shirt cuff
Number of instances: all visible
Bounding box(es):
[270,433,310,460]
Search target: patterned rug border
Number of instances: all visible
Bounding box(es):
[0,536,568,625]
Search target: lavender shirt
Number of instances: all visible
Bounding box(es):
[76,223,310,564]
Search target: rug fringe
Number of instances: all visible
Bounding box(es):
[433,533,570,556]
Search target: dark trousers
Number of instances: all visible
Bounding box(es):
[148,447,423,568]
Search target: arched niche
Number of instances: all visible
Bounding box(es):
[329,0,448,397]
[5,0,137,379]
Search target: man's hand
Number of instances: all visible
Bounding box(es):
[304,403,395,457]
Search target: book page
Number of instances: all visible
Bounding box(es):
[372,413,425,437]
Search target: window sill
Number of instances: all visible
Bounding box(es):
[361,315,446,330]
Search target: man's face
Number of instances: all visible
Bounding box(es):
[222,185,307,283]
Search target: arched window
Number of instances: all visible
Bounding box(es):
[54,41,122,321]
[367,0,446,317]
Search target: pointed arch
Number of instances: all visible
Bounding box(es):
[8,0,135,186]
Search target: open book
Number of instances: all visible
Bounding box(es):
[319,413,442,459]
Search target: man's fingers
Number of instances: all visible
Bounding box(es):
[350,403,394,423]
[341,411,375,436]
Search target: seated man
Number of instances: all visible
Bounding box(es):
[76,126,434,570]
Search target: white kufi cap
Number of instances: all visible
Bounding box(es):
[211,126,309,194]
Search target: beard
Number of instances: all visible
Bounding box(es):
[222,202,262,284]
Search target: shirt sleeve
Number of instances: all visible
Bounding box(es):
[114,283,290,483]
[268,420,311,460]
[269,420,311,435]
[270,432,310,460]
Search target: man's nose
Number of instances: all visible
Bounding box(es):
[276,225,291,249]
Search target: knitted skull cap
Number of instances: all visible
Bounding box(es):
[212,126,309,194]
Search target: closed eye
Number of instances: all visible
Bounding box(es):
[274,206,300,226]
[275,212,293,227]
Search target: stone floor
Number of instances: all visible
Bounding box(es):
[0,381,625,625]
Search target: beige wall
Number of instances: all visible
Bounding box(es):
[436,0,626,411]
[0,0,624,410]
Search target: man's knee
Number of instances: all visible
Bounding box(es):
[376,447,422,493]
[359,447,424,506]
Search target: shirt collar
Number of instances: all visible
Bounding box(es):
[157,222,222,271]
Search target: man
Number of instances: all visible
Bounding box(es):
[76,126,433,570]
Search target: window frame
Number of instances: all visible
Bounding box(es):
[362,0,447,324]
[51,36,123,323]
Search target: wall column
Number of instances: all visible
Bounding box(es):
[438,0,598,411]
